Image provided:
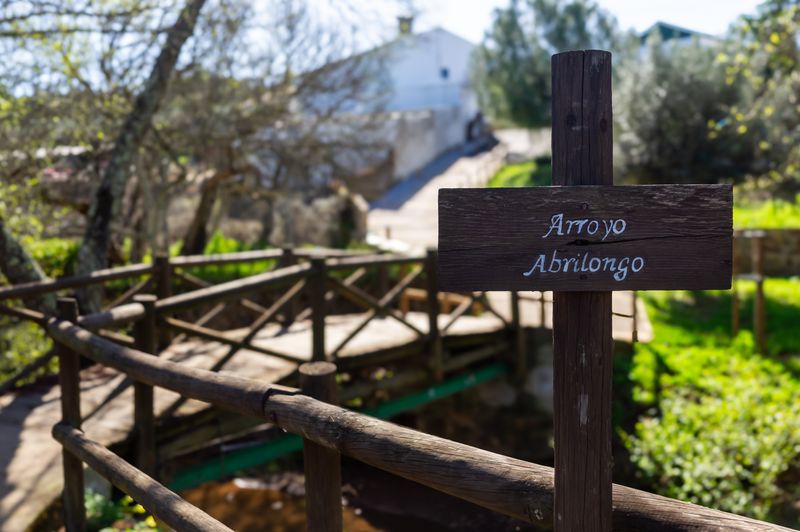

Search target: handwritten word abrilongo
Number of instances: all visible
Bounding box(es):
[523,213,645,282]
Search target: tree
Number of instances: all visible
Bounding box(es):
[614,37,759,184]
[472,0,629,128]
[76,0,207,310]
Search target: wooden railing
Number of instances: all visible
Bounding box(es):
[45,311,791,532]
[1,247,531,393]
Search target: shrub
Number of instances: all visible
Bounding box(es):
[624,286,800,522]
[615,37,759,184]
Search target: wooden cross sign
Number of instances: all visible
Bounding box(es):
[437,51,732,532]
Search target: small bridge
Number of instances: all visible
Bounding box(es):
[0,247,647,530]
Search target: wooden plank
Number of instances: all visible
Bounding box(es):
[45,319,293,418]
[52,424,233,532]
[55,298,85,532]
[438,184,732,291]
[170,248,282,267]
[325,253,425,271]
[78,302,145,330]
[0,263,154,302]
[155,263,310,313]
[551,49,612,532]
[300,362,342,531]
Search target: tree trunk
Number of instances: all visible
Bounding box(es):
[75,0,207,311]
[0,217,55,313]
[182,171,231,255]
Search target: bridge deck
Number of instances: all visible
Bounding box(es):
[0,298,649,531]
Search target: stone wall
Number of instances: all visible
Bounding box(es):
[735,229,800,276]
[269,188,368,248]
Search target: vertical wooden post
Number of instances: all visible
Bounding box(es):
[310,258,327,362]
[154,254,172,348]
[425,248,443,380]
[280,247,297,325]
[56,297,86,532]
[753,234,767,353]
[510,291,526,378]
[551,50,613,532]
[731,235,740,336]
[540,291,547,328]
[133,294,157,477]
[631,291,639,344]
[299,362,342,532]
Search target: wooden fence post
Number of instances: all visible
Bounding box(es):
[510,291,526,378]
[425,248,443,380]
[631,291,639,344]
[280,247,297,325]
[154,254,172,348]
[310,258,327,362]
[56,297,86,532]
[299,361,342,532]
[133,294,157,477]
[551,50,613,532]
[731,235,740,336]
[752,233,767,353]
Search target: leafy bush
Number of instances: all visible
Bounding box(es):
[0,318,52,384]
[22,237,79,278]
[734,194,800,228]
[85,490,159,531]
[615,37,759,185]
[488,157,552,187]
[182,231,276,283]
[624,285,800,522]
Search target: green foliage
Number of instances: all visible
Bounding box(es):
[22,237,79,278]
[0,319,52,384]
[717,2,800,188]
[734,194,800,228]
[615,37,759,184]
[487,157,552,187]
[183,231,276,283]
[624,283,800,522]
[472,0,631,128]
[85,490,159,532]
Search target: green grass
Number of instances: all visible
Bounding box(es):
[734,194,800,229]
[622,280,800,524]
[487,158,552,188]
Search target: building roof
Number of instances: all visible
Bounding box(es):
[640,21,716,44]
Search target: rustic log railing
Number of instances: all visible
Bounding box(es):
[1,246,641,397]
[46,312,792,532]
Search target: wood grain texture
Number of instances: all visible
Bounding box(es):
[263,393,794,532]
[300,362,342,532]
[133,295,157,477]
[551,49,613,532]
[56,298,85,532]
[438,184,732,292]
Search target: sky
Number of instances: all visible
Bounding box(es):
[407,0,765,44]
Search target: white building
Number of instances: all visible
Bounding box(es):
[381,25,479,118]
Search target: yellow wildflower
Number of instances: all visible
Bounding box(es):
[737,125,748,135]
[770,32,780,44]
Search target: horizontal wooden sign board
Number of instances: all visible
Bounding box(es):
[438,184,732,292]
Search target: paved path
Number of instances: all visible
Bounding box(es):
[367,129,652,342]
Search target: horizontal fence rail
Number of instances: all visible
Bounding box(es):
[53,423,232,532]
[0,263,155,302]
[46,318,792,532]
